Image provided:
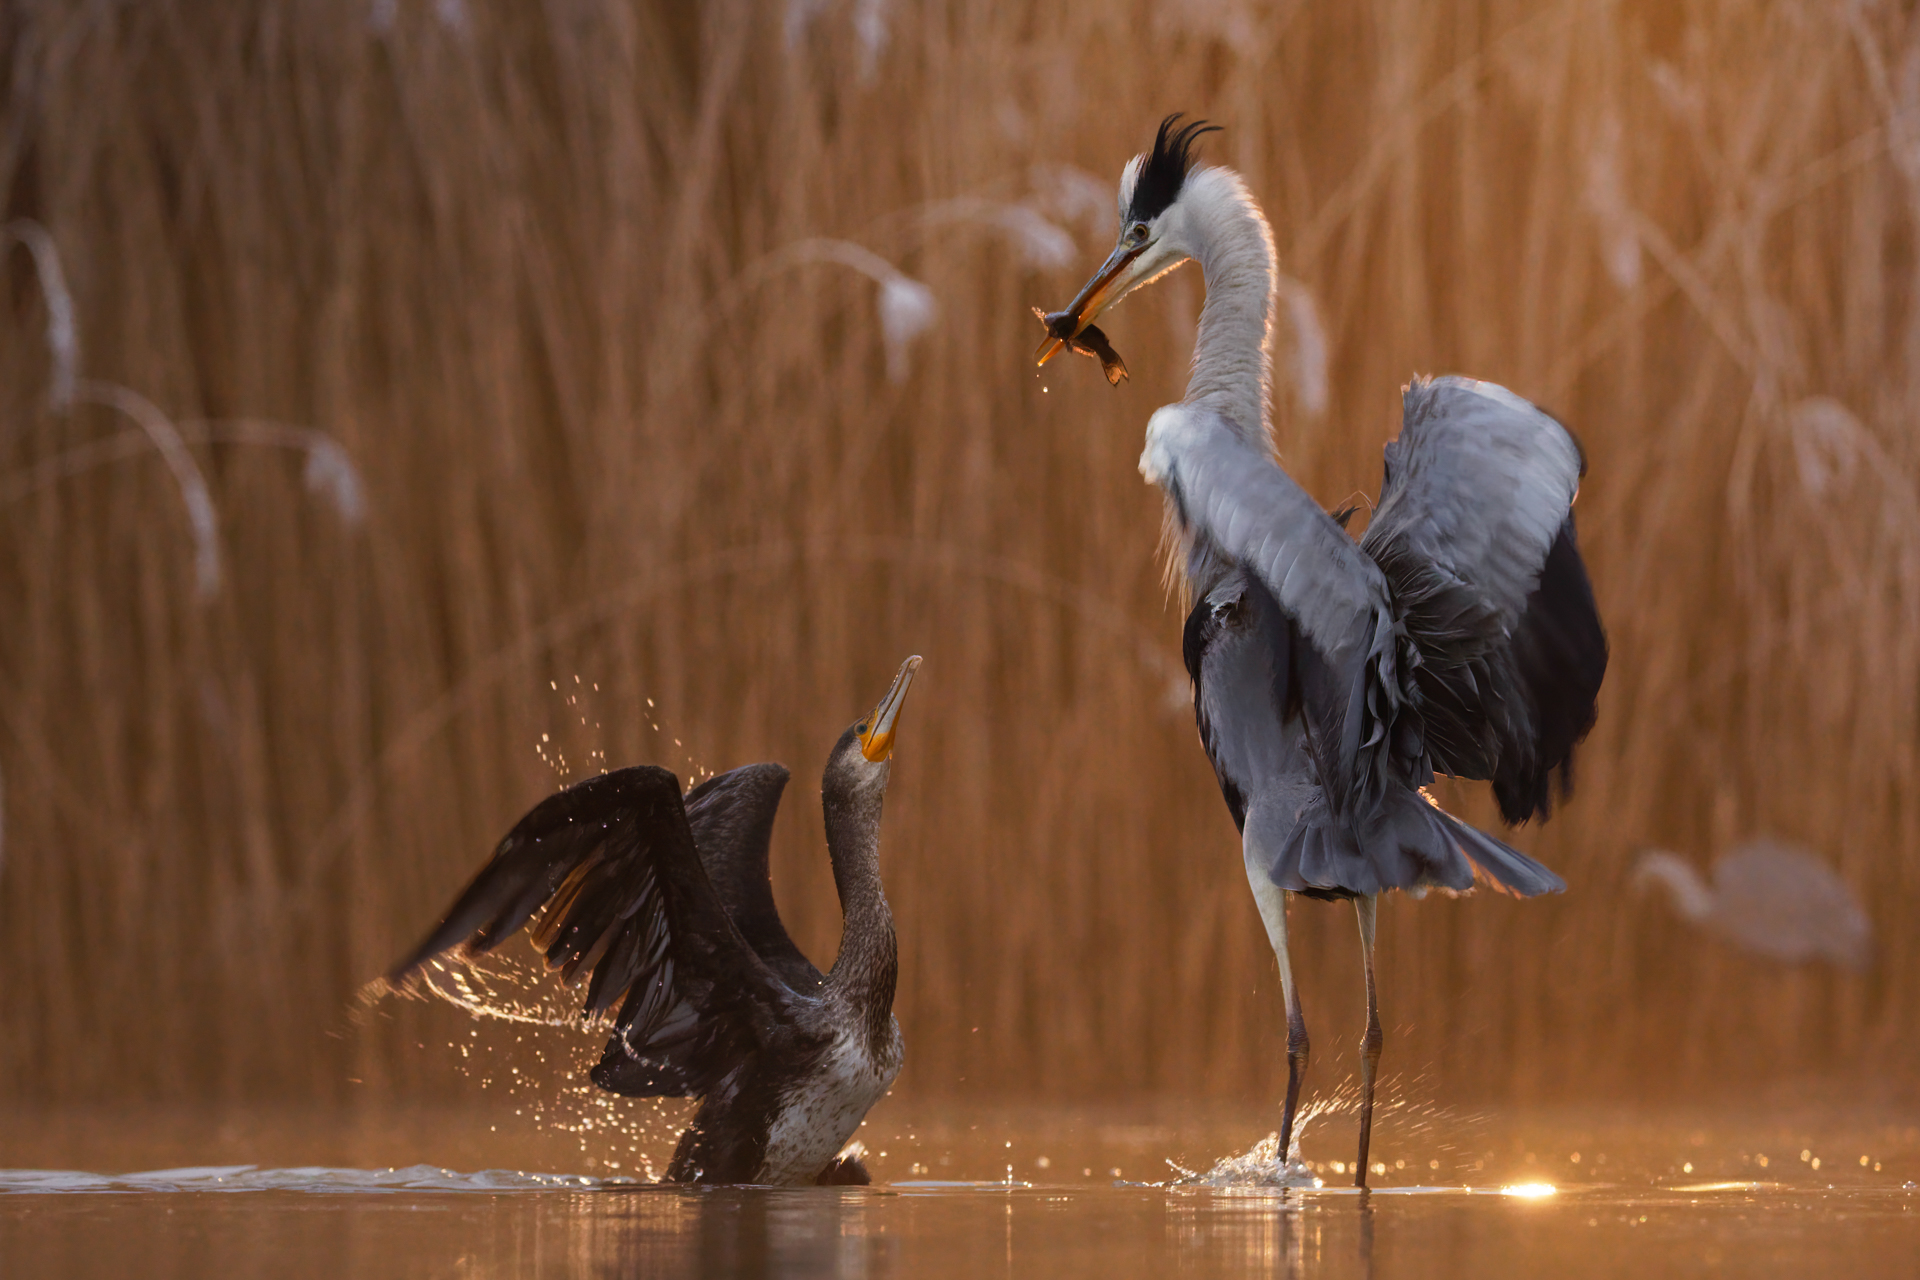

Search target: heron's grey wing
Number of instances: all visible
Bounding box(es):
[683,763,824,991]
[1360,376,1608,822]
[1145,402,1399,813]
[387,766,814,1097]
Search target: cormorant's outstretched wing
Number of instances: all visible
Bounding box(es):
[387,765,809,1097]
[1143,402,1401,816]
[1359,376,1608,823]
[683,764,824,990]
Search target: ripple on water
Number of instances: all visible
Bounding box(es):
[0,1165,619,1194]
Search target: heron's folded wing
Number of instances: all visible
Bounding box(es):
[1359,376,1608,821]
[1146,404,1388,654]
[683,763,824,991]
[387,765,803,1096]
[1145,403,1399,811]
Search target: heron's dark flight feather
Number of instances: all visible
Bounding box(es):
[1360,376,1606,824]
[1493,518,1608,822]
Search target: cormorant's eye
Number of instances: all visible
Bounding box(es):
[856,722,868,735]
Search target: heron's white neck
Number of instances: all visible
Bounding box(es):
[1179,167,1277,446]
[1633,851,1715,923]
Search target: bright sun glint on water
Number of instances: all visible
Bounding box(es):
[1498,1182,1558,1198]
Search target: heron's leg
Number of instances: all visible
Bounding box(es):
[1353,893,1382,1189]
[1246,871,1308,1161]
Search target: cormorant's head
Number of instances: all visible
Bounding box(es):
[826,655,922,798]
[1034,114,1220,372]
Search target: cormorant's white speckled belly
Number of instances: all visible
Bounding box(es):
[755,1024,901,1185]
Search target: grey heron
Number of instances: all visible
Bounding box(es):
[1635,839,1871,970]
[388,656,922,1186]
[1037,117,1607,1187]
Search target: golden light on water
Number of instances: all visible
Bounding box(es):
[1499,1183,1559,1199]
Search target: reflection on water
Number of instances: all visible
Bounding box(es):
[4,1103,1919,1278]
[0,1164,610,1193]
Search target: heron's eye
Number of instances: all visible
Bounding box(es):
[1129,222,1149,244]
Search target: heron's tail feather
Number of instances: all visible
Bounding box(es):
[1433,807,1565,897]
[1258,786,1563,898]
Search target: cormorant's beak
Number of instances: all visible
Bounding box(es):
[858,655,922,763]
[1034,240,1146,366]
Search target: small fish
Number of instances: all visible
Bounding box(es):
[1032,308,1129,385]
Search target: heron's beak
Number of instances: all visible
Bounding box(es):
[858,655,922,763]
[1034,241,1145,366]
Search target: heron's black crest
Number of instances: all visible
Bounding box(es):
[1127,114,1221,225]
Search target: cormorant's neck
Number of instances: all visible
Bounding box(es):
[822,768,898,1040]
[1181,168,1277,447]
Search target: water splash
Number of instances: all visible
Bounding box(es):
[1167,1101,1334,1189]
[367,949,684,1179]
[402,958,583,1030]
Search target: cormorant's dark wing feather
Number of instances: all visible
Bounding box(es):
[683,764,824,991]
[383,767,681,982]
[387,765,808,1098]
[1359,376,1608,822]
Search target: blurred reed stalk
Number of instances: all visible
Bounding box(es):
[1,0,1915,1104]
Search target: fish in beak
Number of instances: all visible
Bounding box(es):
[1031,308,1129,385]
[1033,234,1154,385]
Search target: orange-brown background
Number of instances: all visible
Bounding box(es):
[1,0,1911,1107]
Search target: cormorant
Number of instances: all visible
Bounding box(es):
[388,656,922,1186]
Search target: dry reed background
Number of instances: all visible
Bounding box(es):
[2,0,1917,1107]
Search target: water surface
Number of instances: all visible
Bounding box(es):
[4,1102,1914,1276]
